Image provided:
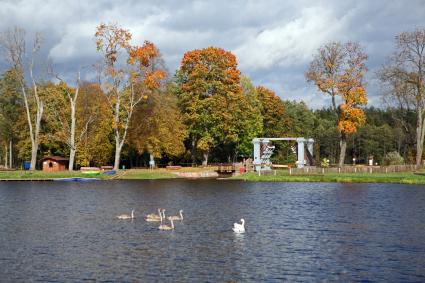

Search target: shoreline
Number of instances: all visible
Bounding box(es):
[1,169,425,185]
[231,171,425,185]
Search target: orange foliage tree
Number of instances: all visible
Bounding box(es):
[306,41,368,167]
[176,47,258,165]
[95,23,166,170]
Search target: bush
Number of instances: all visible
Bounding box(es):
[384,151,404,165]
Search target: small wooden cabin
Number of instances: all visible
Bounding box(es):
[42,156,69,172]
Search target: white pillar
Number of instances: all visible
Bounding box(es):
[253,138,261,171]
[296,138,305,168]
[307,138,314,157]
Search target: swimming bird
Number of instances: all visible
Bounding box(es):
[159,219,174,230]
[146,208,161,219]
[232,218,245,233]
[117,209,135,220]
[145,208,162,222]
[167,210,184,221]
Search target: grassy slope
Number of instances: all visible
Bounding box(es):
[232,171,425,185]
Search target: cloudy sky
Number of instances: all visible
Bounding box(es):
[0,0,424,108]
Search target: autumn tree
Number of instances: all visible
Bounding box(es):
[76,82,113,166]
[0,69,22,168]
[378,28,425,167]
[43,76,92,170]
[128,85,187,164]
[237,76,263,157]
[175,47,253,165]
[0,27,44,170]
[306,41,368,167]
[95,23,166,170]
[256,86,288,137]
[76,82,114,167]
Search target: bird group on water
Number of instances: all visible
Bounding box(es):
[116,209,245,233]
[116,208,183,230]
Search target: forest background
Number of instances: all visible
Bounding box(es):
[0,24,424,170]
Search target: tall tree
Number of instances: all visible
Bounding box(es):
[175,47,249,165]
[95,23,166,170]
[0,27,44,170]
[378,28,425,167]
[306,41,368,167]
[43,77,92,170]
[256,86,287,137]
[76,82,114,167]
[128,86,187,163]
[0,69,22,168]
[237,76,263,157]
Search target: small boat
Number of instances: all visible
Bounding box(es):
[53,177,100,181]
[81,171,101,175]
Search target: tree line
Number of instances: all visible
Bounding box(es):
[0,24,424,170]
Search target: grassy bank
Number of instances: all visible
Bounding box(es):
[0,170,110,180]
[118,169,179,180]
[2,168,425,184]
[232,170,425,185]
[0,168,186,180]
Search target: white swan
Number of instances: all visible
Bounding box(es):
[159,219,174,230]
[146,208,161,219]
[233,218,245,233]
[145,208,162,222]
[117,209,135,220]
[167,210,183,221]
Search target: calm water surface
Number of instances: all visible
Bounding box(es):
[0,180,424,282]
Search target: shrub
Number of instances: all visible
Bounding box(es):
[384,151,404,165]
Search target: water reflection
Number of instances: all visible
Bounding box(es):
[0,180,424,281]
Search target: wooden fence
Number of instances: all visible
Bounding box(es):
[287,165,421,175]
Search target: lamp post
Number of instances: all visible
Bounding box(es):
[352,157,356,166]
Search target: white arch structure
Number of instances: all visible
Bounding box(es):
[252,137,314,170]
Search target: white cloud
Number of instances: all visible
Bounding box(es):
[234,6,350,71]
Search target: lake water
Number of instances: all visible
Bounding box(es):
[0,180,424,282]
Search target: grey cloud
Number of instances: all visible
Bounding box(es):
[0,0,424,108]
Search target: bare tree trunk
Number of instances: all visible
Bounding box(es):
[338,132,347,167]
[113,135,123,170]
[68,97,77,171]
[416,109,425,167]
[29,97,43,170]
[111,83,138,171]
[202,151,209,167]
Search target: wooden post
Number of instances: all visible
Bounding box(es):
[289,167,292,175]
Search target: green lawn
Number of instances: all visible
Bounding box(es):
[0,170,110,180]
[117,169,179,180]
[2,168,425,184]
[232,170,425,185]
